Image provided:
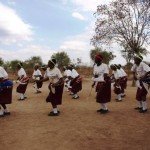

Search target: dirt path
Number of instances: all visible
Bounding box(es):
[0,80,150,150]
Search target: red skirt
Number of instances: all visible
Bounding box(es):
[36,77,43,89]
[17,84,28,94]
[70,76,82,94]
[46,83,64,105]
[120,77,127,91]
[136,86,147,101]
[96,77,111,103]
[0,87,13,104]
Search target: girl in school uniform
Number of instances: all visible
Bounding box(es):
[110,64,122,102]
[118,64,127,97]
[68,65,82,99]
[131,55,150,113]
[40,59,64,116]
[0,67,13,117]
[32,64,43,93]
[16,63,29,100]
[92,54,111,114]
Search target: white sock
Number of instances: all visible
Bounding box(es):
[0,109,4,116]
[20,94,24,99]
[121,93,125,96]
[117,94,122,101]
[138,101,142,108]
[142,101,147,110]
[53,108,58,114]
[101,103,108,110]
[74,94,78,98]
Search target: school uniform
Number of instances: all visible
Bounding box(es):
[131,62,150,111]
[70,69,82,98]
[45,67,64,106]
[16,68,29,100]
[113,69,122,101]
[0,67,13,116]
[64,69,72,91]
[119,68,127,95]
[93,63,111,104]
[32,69,43,92]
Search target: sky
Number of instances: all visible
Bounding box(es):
[0,0,147,66]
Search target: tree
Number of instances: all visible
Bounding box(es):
[24,56,43,69]
[51,51,70,68]
[9,60,21,72]
[91,0,150,60]
[90,48,115,64]
[0,58,4,66]
[121,45,148,64]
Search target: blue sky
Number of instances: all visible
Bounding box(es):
[0,0,129,65]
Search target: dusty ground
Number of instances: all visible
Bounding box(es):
[0,79,150,150]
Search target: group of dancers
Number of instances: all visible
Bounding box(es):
[0,58,82,117]
[0,53,150,117]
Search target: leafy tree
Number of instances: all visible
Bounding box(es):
[9,60,21,72]
[0,57,4,66]
[91,0,150,60]
[24,56,43,69]
[90,48,115,64]
[51,51,70,68]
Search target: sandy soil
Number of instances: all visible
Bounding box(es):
[0,79,150,150]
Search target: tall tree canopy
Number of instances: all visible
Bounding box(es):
[91,0,150,59]
[90,48,115,64]
[51,51,70,68]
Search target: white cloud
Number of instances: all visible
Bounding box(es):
[71,0,112,12]
[0,45,55,64]
[72,12,86,20]
[0,2,33,44]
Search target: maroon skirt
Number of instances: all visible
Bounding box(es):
[96,77,111,103]
[46,83,64,105]
[114,84,122,94]
[17,84,28,94]
[0,87,13,104]
[120,77,127,91]
[136,86,147,101]
[36,77,43,89]
[70,76,82,94]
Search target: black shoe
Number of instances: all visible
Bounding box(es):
[97,109,103,112]
[134,107,142,110]
[72,96,79,99]
[100,109,109,114]
[4,112,11,115]
[139,109,148,113]
[116,99,122,102]
[48,112,59,116]
[18,98,25,101]
[24,96,27,99]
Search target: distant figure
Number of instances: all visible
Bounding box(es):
[40,59,64,116]
[67,64,82,99]
[32,64,43,93]
[131,55,150,113]
[110,64,122,102]
[117,64,127,97]
[0,67,13,117]
[16,63,29,100]
[92,54,111,114]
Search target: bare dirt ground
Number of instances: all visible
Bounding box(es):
[0,79,150,150]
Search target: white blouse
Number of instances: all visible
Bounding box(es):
[45,67,63,83]
[0,67,8,79]
[131,62,150,78]
[71,69,79,79]
[113,70,122,80]
[32,69,42,78]
[93,63,109,82]
[18,68,27,78]
[120,68,127,77]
